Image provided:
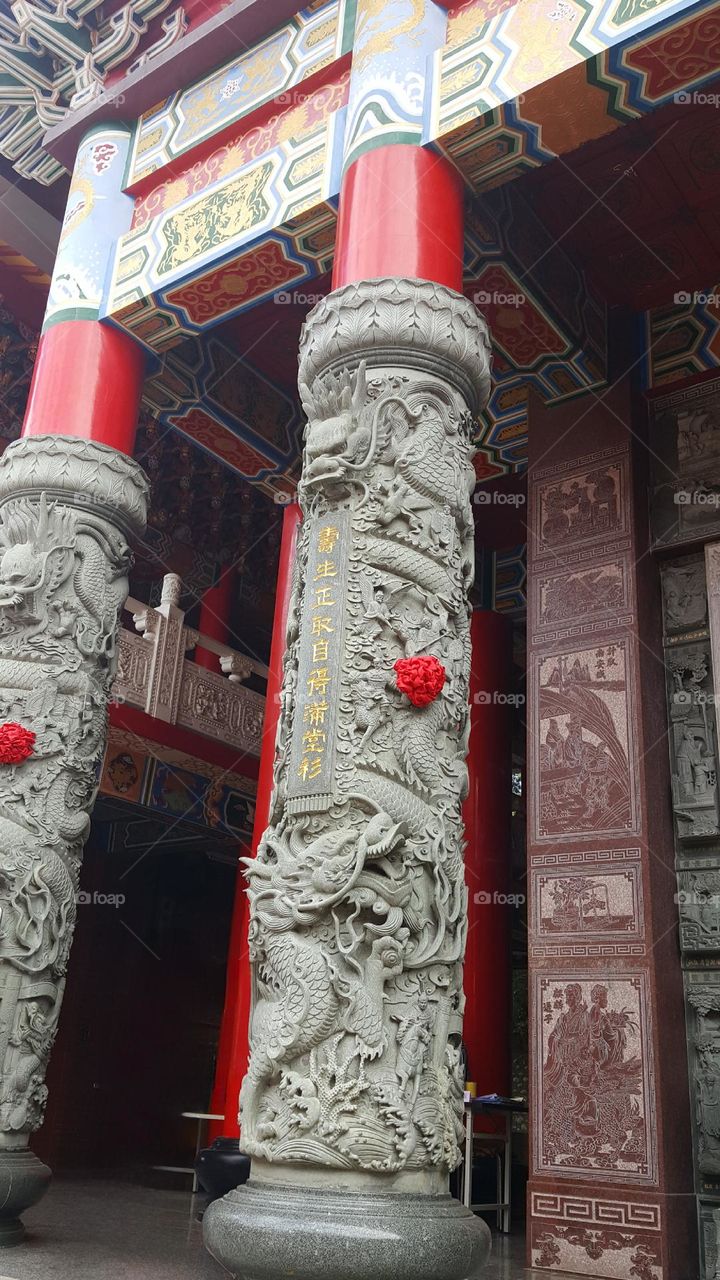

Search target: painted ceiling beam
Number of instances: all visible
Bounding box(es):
[44,0,318,173]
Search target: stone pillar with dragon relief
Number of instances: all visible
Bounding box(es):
[204,278,493,1280]
[0,435,147,1243]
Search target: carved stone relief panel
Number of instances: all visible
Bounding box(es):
[678,867,720,953]
[665,641,719,841]
[529,1191,662,1280]
[529,848,645,960]
[661,555,708,639]
[113,630,151,709]
[177,663,264,755]
[533,554,633,644]
[533,973,657,1183]
[699,1200,720,1280]
[530,639,637,843]
[533,865,644,946]
[686,977,720,1195]
[531,450,629,560]
[650,380,720,549]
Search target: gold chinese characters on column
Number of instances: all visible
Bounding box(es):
[287,511,350,809]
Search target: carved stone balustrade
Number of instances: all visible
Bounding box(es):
[112,574,266,757]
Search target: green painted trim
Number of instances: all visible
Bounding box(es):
[121,127,135,192]
[339,0,358,55]
[343,128,424,170]
[80,121,133,145]
[586,57,627,123]
[42,306,100,333]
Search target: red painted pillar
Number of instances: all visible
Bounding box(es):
[333,145,464,290]
[463,610,513,1095]
[22,320,144,453]
[208,503,301,1140]
[24,125,144,453]
[196,566,235,671]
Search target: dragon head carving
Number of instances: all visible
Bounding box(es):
[299,361,371,482]
[0,496,75,612]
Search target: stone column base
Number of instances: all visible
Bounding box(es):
[204,1178,491,1280]
[0,1149,51,1245]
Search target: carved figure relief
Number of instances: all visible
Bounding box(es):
[649,382,720,548]
[238,279,490,1176]
[0,437,147,1144]
[536,460,624,552]
[678,872,720,952]
[661,557,708,634]
[537,976,654,1180]
[699,1202,720,1280]
[535,643,634,840]
[688,987,720,1180]
[677,404,720,482]
[666,644,719,839]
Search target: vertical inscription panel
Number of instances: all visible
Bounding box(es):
[287,509,350,811]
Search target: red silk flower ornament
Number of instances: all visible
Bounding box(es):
[394,656,446,708]
[0,723,35,765]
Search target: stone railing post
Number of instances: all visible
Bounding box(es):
[204,277,492,1280]
[0,434,147,1241]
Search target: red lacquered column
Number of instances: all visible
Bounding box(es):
[208,503,301,1140]
[196,566,236,671]
[332,145,464,291]
[0,124,148,1244]
[24,124,144,454]
[22,320,144,453]
[463,609,513,1095]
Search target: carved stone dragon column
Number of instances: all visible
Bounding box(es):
[0,434,147,1242]
[204,278,492,1280]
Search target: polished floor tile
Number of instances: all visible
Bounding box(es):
[0,1177,580,1279]
[8,1178,225,1279]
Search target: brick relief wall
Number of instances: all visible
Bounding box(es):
[526,381,694,1280]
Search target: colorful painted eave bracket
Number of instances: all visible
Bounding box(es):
[86,0,720,487]
[646,289,720,389]
[103,87,346,353]
[103,0,718,355]
[141,331,303,501]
